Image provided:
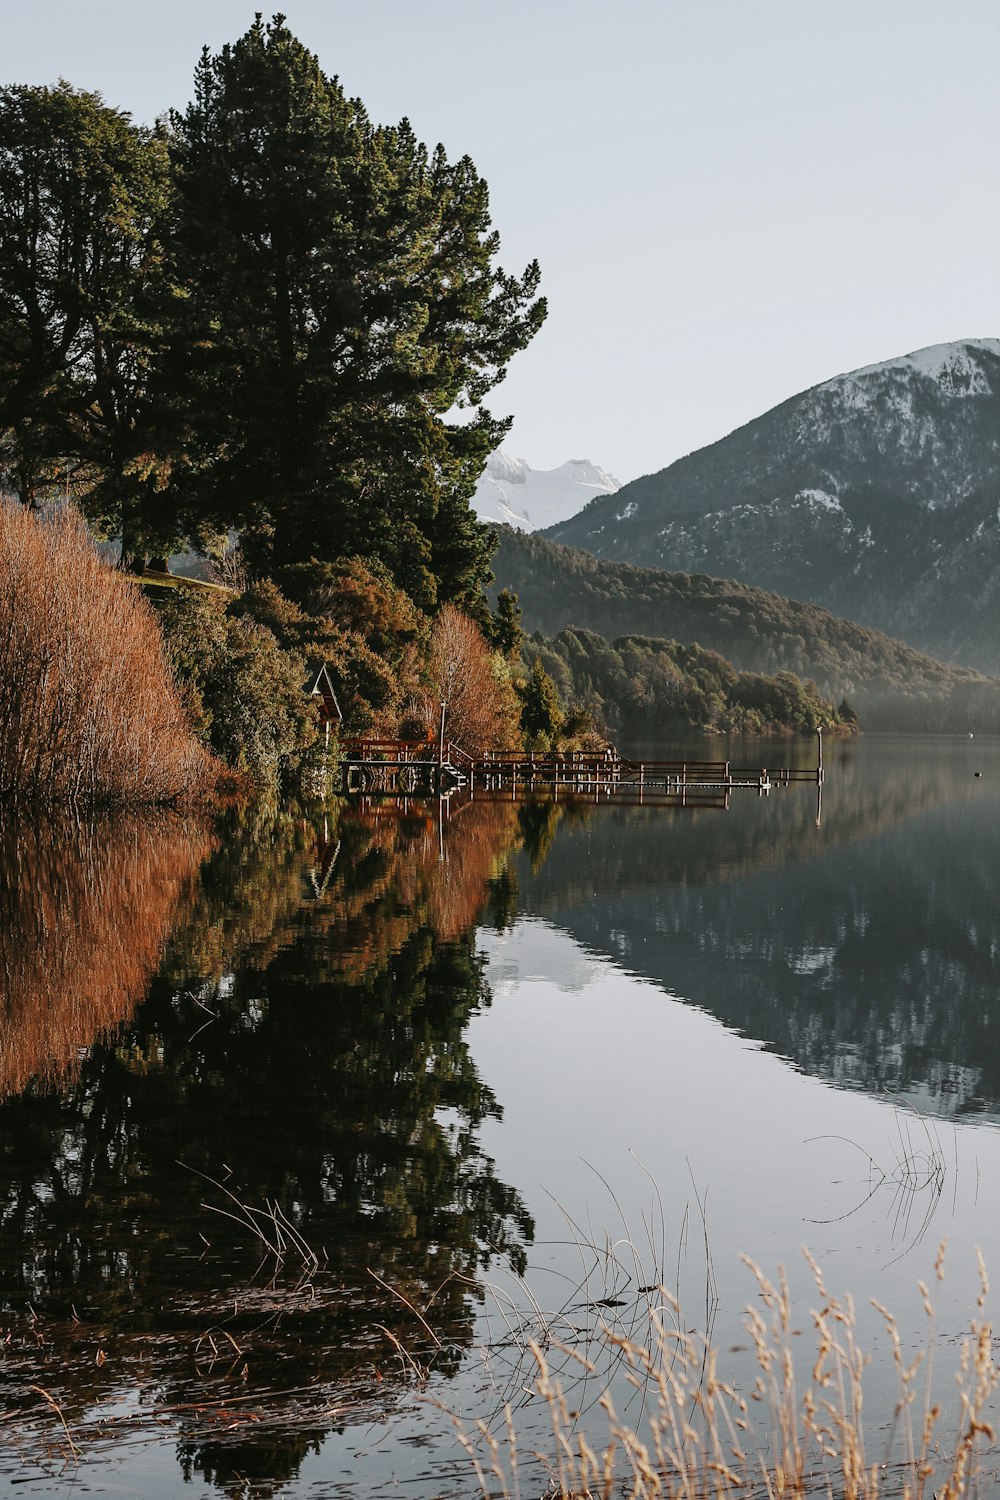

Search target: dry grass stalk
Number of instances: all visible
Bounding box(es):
[26,1385,80,1466]
[0,501,216,806]
[451,1246,998,1500]
[186,1165,324,1275]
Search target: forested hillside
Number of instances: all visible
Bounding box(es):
[544,340,1000,671]
[525,629,854,737]
[492,529,1000,731]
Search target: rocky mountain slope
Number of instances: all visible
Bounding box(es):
[490,528,1000,732]
[472,451,619,532]
[544,339,1000,670]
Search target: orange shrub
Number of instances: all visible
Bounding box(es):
[427,605,522,755]
[0,503,216,806]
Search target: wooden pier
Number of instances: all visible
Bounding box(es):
[338,734,825,805]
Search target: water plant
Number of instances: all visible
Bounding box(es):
[450,1241,998,1500]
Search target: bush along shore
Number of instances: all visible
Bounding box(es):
[0,503,218,809]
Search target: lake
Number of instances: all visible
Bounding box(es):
[1,735,998,1495]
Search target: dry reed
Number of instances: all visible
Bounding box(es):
[0,501,216,806]
[450,1244,998,1500]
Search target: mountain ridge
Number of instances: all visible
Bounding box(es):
[543,338,1000,670]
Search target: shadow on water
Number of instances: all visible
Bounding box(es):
[0,798,531,1492]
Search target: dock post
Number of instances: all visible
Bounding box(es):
[816,726,824,785]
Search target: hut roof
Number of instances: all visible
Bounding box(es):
[303,659,343,721]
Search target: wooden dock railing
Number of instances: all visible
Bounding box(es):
[337,733,824,800]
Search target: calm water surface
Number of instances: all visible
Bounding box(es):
[1,735,999,1495]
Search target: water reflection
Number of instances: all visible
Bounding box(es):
[0,813,213,1099]
[0,798,531,1490]
[516,741,1000,1119]
[2,743,998,1494]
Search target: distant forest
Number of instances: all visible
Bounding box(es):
[525,628,855,737]
[491,529,1000,733]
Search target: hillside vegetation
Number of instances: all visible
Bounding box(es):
[526,628,854,737]
[545,339,1000,670]
[491,528,1000,732]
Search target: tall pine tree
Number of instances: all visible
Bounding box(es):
[166,16,546,608]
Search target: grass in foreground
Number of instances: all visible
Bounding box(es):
[447,1245,997,1500]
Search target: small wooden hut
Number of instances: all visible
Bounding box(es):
[304,660,343,744]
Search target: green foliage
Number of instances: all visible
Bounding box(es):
[164,16,545,603]
[0,19,544,619]
[0,83,177,564]
[524,627,853,736]
[489,588,524,660]
[519,658,564,741]
[155,588,317,785]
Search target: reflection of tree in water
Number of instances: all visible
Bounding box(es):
[0,797,531,1493]
[0,812,212,1098]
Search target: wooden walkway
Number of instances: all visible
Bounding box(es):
[338,736,825,804]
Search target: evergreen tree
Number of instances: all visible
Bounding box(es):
[520,658,563,741]
[166,16,546,606]
[0,84,175,566]
[490,588,524,660]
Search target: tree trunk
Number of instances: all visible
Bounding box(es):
[119,518,147,574]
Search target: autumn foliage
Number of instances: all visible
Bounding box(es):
[0,503,216,805]
[427,604,521,754]
[0,813,212,1098]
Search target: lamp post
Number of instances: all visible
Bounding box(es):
[438,699,447,768]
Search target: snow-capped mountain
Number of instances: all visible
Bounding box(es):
[545,339,1000,670]
[473,451,620,533]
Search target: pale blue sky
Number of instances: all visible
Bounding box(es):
[4,0,998,481]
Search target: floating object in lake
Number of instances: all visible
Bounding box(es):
[969,731,974,738]
[974,771,982,777]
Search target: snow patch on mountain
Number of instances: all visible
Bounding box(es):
[800,488,842,512]
[821,338,1000,405]
[473,451,620,533]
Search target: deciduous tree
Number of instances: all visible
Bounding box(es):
[0,84,175,566]
[429,604,520,753]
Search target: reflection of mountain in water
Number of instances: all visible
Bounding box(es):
[515,750,1000,1121]
[0,799,531,1493]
